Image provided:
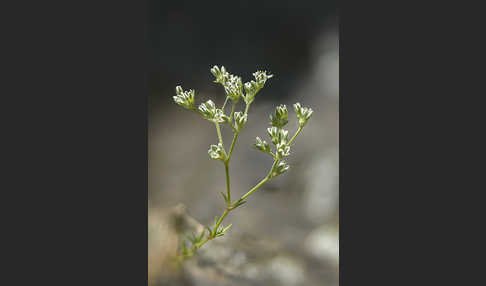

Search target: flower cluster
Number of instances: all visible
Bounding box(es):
[224,74,243,102]
[267,126,289,145]
[210,66,243,102]
[254,137,271,153]
[293,103,313,127]
[272,161,290,178]
[198,100,217,119]
[208,143,226,161]
[253,103,313,176]
[210,65,229,84]
[243,70,273,104]
[173,86,195,110]
[198,100,229,123]
[233,111,247,131]
[270,104,288,128]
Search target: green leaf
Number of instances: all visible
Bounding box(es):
[220,192,228,203]
[221,223,232,233]
[233,199,247,209]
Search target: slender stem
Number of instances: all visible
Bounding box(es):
[194,237,209,249]
[240,176,270,202]
[244,102,251,115]
[227,132,239,160]
[179,159,278,262]
[229,101,237,121]
[224,162,231,204]
[214,208,230,232]
[180,101,279,262]
[288,126,303,146]
[222,96,229,110]
[215,122,224,146]
[239,160,278,201]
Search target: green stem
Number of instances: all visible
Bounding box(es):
[215,122,224,146]
[227,132,239,160]
[244,102,251,115]
[239,160,278,201]
[224,162,231,204]
[194,237,209,249]
[288,126,303,145]
[222,96,229,110]
[179,101,277,262]
[179,159,278,262]
[240,176,270,201]
[229,101,237,121]
[214,208,230,233]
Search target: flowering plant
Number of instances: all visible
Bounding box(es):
[173,66,313,261]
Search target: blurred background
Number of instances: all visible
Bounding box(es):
[148,1,338,285]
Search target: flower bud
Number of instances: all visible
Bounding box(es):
[267,127,279,144]
[242,70,273,104]
[275,142,290,160]
[208,143,226,161]
[269,104,288,128]
[243,81,258,104]
[173,86,195,110]
[267,127,289,145]
[253,70,273,86]
[293,102,313,127]
[224,75,242,102]
[271,161,289,178]
[210,65,220,77]
[254,136,271,153]
[214,109,230,123]
[233,111,247,131]
[211,65,228,84]
[198,100,217,120]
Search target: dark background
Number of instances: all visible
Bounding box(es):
[148,0,338,112]
[3,0,474,285]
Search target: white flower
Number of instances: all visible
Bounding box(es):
[234,112,247,131]
[208,143,226,161]
[293,102,313,127]
[173,86,195,109]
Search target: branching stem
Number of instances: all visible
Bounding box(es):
[173,67,309,264]
[227,133,239,160]
[240,160,278,201]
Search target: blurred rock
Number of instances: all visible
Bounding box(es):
[148,204,204,286]
[305,225,339,265]
[303,149,339,224]
[267,255,305,286]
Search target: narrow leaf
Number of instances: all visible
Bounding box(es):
[222,223,233,233]
[234,200,247,208]
[220,192,228,203]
